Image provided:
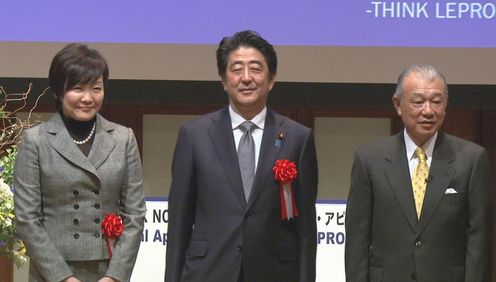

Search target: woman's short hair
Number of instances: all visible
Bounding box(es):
[48,43,109,109]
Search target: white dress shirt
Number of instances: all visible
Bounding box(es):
[229,105,266,170]
[403,129,437,180]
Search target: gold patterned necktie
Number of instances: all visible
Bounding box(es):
[412,147,429,218]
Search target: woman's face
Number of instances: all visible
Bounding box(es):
[62,76,104,121]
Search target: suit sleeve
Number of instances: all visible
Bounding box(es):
[344,149,372,282]
[464,148,492,282]
[295,130,318,282]
[165,125,197,282]
[106,128,146,282]
[14,130,74,282]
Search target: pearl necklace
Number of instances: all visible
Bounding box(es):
[72,122,96,145]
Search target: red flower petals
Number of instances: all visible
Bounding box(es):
[273,159,298,184]
[102,213,124,240]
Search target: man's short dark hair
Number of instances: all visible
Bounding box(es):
[216,30,277,81]
[48,43,109,110]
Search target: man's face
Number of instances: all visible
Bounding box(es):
[393,73,447,146]
[222,46,275,119]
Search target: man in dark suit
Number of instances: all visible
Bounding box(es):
[165,30,318,282]
[345,64,492,282]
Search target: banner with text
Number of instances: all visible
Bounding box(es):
[131,198,346,282]
[2,1,496,47]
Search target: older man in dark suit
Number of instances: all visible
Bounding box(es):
[345,64,492,282]
[165,30,318,282]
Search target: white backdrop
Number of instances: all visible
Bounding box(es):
[131,198,346,281]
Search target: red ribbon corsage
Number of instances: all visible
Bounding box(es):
[273,159,298,221]
[102,213,124,258]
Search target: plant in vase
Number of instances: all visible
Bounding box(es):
[0,146,26,268]
[0,83,46,268]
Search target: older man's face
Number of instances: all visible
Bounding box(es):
[393,73,447,146]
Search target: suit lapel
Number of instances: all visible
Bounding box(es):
[384,133,417,231]
[46,113,99,178]
[416,132,455,234]
[87,115,116,170]
[247,110,282,209]
[208,107,246,208]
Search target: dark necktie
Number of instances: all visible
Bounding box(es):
[237,121,256,202]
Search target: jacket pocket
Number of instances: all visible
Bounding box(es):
[186,240,208,258]
[278,241,297,261]
[443,191,466,201]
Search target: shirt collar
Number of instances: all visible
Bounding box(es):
[403,129,437,161]
[229,105,266,130]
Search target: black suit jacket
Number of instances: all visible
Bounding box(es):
[165,107,318,282]
[345,132,492,282]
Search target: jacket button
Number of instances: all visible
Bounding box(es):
[73,190,79,196]
[74,204,79,210]
[94,203,100,209]
[94,218,100,224]
[94,232,100,238]
[93,190,100,195]
[236,245,243,252]
[73,218,79,225]
[73,233,80,239]
[415,241,422,247]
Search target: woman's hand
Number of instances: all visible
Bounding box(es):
[64,277,82,282]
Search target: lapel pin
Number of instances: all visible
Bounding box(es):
[275,132,285,147]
